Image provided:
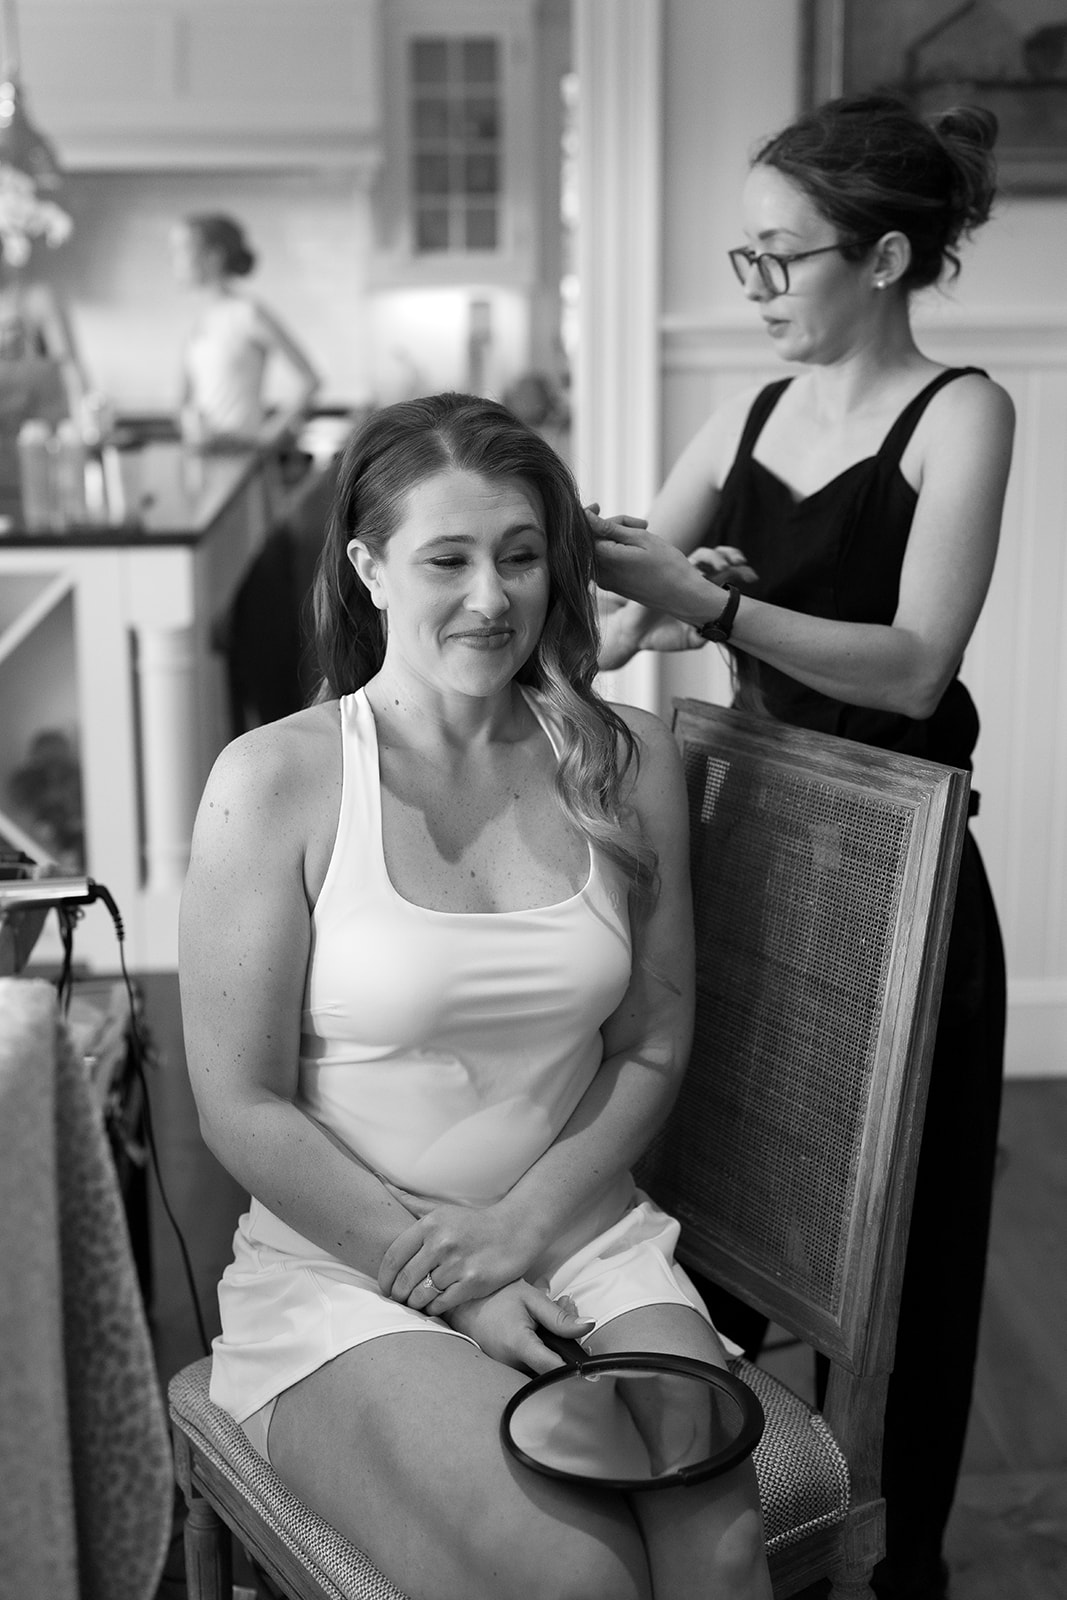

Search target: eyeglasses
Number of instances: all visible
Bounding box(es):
[728,242,865,296]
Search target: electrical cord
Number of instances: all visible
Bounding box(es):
[55,906,76,1011]
[58,883,212,1359]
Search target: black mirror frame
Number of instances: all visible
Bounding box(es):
[501,1351,765,1492]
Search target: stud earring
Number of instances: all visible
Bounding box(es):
[875,279,887,291]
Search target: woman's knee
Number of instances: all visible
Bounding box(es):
[705,1500,767,1590]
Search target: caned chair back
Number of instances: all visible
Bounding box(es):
[637,700,970,1595]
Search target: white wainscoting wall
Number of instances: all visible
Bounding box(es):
[657,312,1067,1079]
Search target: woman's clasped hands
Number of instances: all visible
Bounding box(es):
[377,1185,593,1374]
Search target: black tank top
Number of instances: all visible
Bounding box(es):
[709,366,987,770]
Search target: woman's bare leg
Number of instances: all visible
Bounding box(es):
[586,1305,773,1600]
[267,1330,652,1600]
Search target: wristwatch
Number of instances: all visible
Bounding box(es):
[696,582,741,644]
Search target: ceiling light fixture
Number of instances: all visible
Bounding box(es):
[0,0,61,189]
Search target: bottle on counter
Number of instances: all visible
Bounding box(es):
[17,420,55,532]
[78,390,116,450]
[51,419,89,527]
[83,453,109,523]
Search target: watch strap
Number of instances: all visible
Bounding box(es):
[696,583,741,644]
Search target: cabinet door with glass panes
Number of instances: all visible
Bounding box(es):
[377,0,538,285]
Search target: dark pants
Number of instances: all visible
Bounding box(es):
[702,832,1006,1590]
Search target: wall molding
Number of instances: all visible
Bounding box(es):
[660,312,1067,371]
[1007,983,1067,1079]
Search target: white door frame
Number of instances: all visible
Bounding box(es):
[573,0,663,712]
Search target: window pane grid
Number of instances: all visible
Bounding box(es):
[409,35,502,254]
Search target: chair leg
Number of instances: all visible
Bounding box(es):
[827,1578,875,1600]
[183,1489,234,1600]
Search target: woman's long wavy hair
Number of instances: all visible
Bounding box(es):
[311,392,656,906]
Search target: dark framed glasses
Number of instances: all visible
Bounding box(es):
[728,241,870,295]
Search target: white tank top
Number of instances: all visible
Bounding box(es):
[184,295,268,436]
[291,686,633,1210]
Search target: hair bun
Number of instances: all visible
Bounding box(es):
[934,103,999,153]
[932,103,998,240]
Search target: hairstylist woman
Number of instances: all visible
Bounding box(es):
[593,94,1014,1600]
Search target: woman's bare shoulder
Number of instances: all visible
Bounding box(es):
[200,702,339,823]
[930,368,1015,429]
[610,700,673,746]
[911,368,1015,478]
[609,702,685,800]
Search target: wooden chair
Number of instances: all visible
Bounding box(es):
[634,700,970,1597]
[168,700,969,1600]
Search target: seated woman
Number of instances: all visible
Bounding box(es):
[179,393,771,1600]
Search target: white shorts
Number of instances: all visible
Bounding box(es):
[215,1189,730,1464]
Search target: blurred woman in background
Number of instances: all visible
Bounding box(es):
[170,212,319,450]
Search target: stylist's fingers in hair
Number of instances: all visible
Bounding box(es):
[583,502,649,538]
[689,545,758,585]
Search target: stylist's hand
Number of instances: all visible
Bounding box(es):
[599,603,709,669]
[445,1282,595,1375]
[588,505,711,616]
[587,506,704,667]
[378,1190,537,1314]
[688,544,758,588]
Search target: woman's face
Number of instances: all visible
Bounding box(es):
[168,224,221,288]
[348,467,551,702]
[737,164,878,366]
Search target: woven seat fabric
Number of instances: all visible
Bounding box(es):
[169,1358,410,1600]
[172,1353,846,1582]
[732,1358,850,1552]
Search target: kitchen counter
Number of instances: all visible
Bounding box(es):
[0,438,269,546]
[0,439,285,970]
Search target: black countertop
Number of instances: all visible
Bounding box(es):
[0,438,267,548]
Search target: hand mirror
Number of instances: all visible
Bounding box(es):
[501,1349,764,1491]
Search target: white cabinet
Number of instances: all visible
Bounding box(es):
[0,447,273,971]
[18,0,383,170]
[374,0,540,287]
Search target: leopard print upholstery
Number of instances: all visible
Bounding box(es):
[0,977,173,1600]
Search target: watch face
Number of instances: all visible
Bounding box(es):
[698,585,738,644]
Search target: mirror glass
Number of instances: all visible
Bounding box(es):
[501,1354,764,1491]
